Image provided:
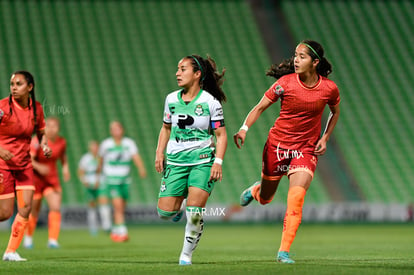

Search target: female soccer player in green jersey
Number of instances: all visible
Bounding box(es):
[155,55,228,265]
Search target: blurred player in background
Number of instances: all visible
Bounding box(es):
[234,40,340,263]
[0,71,51,261]
[78,140,100,235]
[24,116,70,249]
[98,121,147,242]
[155,55,227,265]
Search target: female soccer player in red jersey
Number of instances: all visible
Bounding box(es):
[234,40,340,264]
[0,71,51,261]
[24,117,70,249]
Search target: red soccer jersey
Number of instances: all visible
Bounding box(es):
[0,97,46,170]
[264,73,340,153]
[31,135,67,182]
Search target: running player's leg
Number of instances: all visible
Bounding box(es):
[179,163,214,265]
[241,140,286,206]
[86,189,99,235]
[24,197,42,249]
[44,187,62,248]
[98,182,112,232]
[277,154,317,263]
[4,169,34,261]
[179,187,209,265]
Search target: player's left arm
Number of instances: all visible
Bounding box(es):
[132,153,147,179]
[315,103,340,155]
[210,126,227,182]
[61,144,71,182]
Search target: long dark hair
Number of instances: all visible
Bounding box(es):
[186,55,226,103]
[266,40,333,79]
[9,71,38,132]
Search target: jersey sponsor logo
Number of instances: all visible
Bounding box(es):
[175,137,201,143]
[215,107,223,116]
[164,112,171,121]
[194,104,204,116]
[275,85,284,96]
[177,114,194,129]
[275,142,304,161]
[199,154,210,159]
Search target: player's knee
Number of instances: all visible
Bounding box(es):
[157,207,178,220]
[0,207,13,221]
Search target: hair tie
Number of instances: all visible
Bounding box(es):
[190,55,205,81]
[301,43,322,60]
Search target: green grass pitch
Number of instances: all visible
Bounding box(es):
[1,223,413,274]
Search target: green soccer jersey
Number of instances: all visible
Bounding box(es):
[99,137,138,185]
[163,89,225,166]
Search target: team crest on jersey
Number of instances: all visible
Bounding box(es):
[160,181,167,192]
[194,104,204,116]
[0,109,4,120]
[275,85,284,96]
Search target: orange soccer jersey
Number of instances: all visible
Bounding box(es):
[0,97,46,170]
[31,135,67,189]
[264,73,340,153]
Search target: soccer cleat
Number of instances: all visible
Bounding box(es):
[240,181,260,206]
[172,210,184,222]
[23,236,33,249]
[110,233,129,243]
[3,252,27,261]
[47,239,60,249]
[179,254,192,265]
[277,251,295,264]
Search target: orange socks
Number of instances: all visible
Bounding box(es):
[251,183,274,205]
[6,214,28,253]
[48,211,61,241]
[26,214,38,237]
[279,186,306,252]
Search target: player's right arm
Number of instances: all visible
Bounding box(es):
[233,95,273,149]
[155,123,171,174]
[0,146,14,161]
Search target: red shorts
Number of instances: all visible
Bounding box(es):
[0,168,35,199]
[262,140,318,181]
[33,174,61,200]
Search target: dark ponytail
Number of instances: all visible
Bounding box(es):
[10,71,37,133]
[266,40,333,79]
[187,55,227,104]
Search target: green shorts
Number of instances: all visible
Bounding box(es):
[158,161,216,198]
[86,188,99,202]
[98,181,130,200]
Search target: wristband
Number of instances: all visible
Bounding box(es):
[240,125,249,132]
[214,157,223,165]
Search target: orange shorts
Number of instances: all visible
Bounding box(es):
[33,174,61,200]
[0,168,35,199]
[262,140,318,181]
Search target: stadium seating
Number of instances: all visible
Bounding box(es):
[1,0,411,205]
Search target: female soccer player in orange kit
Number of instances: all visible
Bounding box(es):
[0,71,51,261]
[24,117,70,249]
[234,40,340,264]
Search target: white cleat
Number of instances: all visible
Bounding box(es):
[3,252,27,261]
[179,254,192,265]
[47,239,60,249]
[23,236,33,249]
